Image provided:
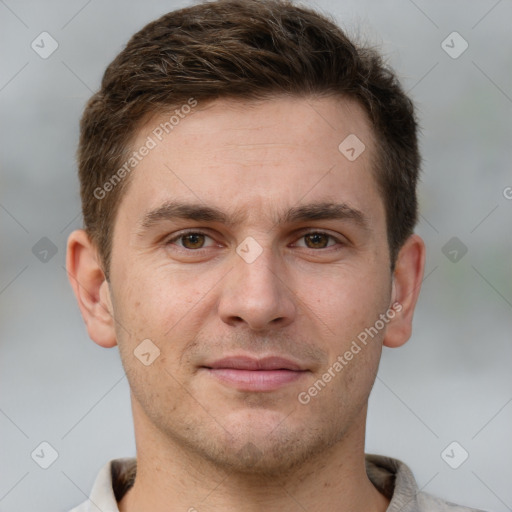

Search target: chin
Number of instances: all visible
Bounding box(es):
[188,413,341,478]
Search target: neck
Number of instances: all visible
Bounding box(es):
[119,401,389,512]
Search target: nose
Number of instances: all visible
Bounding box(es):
[217,244,296,331]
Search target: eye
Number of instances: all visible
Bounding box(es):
[167,231,215,250]
[294,232,339,249]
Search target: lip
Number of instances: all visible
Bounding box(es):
[201,356,309,392]
[205,356,305,371]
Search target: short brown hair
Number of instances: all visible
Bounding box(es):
[78,0,420,278]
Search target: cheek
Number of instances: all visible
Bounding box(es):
[113,277,193,415]
[115,265,212,340]
[299,262,391,340]
[112,266,220,401]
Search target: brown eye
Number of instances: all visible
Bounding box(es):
[180,233,206,249]
[304,233,331,249]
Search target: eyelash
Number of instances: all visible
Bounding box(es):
[166,230,217,249]
[165,229,344,250]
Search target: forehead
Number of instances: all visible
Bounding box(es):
[117,96,382,228]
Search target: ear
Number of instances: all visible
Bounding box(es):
[383,234,426,348]
[66,229,117,348]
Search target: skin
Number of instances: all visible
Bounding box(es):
[67,96,425,512]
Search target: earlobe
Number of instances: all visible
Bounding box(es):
[383,234,426,349]
[66,229,118,348]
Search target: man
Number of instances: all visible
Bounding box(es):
[66,0,484,510]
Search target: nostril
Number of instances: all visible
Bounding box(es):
[226,315,246,326]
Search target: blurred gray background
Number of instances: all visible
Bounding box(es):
[1,0,511,511]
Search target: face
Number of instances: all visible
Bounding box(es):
[104,96,396,474]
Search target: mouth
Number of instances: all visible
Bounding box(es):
[201,356,310,392]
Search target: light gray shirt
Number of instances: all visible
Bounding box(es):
[69,454,486,512]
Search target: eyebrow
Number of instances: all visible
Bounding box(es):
[136,200,369,235]
[137,201,240,233]
[284,202,367,227]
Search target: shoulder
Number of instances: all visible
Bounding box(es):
[67,458,137,512]
[365,453,488,512]
[416,490,488,512]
